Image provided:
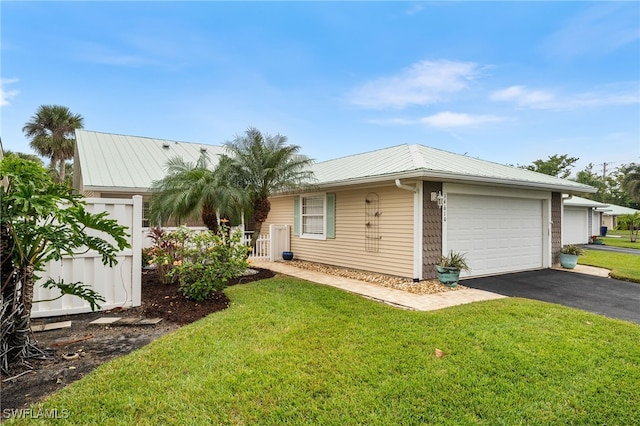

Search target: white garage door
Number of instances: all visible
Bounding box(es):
[563,207,588,245]
[446,194,543,277]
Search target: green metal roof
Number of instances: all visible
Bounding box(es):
[311,144,596,193]
[75,132,596,195]
[75,130,226,193]
[600,203,640,216]
[563,196,608,208]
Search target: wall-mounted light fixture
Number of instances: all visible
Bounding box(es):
[430,191,446,208]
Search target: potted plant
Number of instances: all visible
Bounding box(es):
[589,235,604,245]
[436,251,470,287]
[559,245,585,269]
[282,251,294,261]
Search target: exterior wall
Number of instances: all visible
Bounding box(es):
[422,181,443,280]
[602,215,615,230]
[551,192,562,264]
[265,184,414,278]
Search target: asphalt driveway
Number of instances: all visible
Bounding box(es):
[464,269,640,324]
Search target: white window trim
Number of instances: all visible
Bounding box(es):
[300,192,327,240]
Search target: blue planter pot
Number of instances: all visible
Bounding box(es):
[282,251,294,261]
[560,253,578,269]
[436,265,461,287]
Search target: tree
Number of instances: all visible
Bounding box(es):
[22,105,84,184]
[620,163,640,203]
[2,150,44,166]
[618,213,640,242]
[220,127,315,246]
[575,163,607,202]
[0,156,129,373]
[523,154,579,178]
[148,153,246,233]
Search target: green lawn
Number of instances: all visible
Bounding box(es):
[9,277,640,425]
[580,250,640,283]
[599,235,640,250]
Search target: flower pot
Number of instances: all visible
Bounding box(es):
[559,253,578,269]
[436,265,461,287]
[282,251,294,261]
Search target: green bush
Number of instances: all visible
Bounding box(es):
[167,225,250,301]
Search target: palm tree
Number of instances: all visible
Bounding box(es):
[621,164,640,202]
[149,153,246,232]
[22,105,84,184]
[220,127,315,246]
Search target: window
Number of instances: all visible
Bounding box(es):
[142,201,150,228]
[302,195,326,238]
[294,193,335,240]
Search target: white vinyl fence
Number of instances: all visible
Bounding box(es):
[244,224,291,261]
[31,196,142,318]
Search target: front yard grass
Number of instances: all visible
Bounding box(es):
[10,277,640,425]
[580,250,640,283]
[599,235,640,250]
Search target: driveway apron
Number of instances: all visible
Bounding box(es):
[464,269,640,325]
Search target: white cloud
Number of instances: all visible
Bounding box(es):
[490,83,639,110]
[0,78,19,107]
[542,3,640,57]
[349,60,482,109]
[489,85,555,107]
[405,4,425,16]
[420,111,505,128]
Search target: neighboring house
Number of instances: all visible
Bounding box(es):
[601,204,640,231]
[73,129,225,229]
[261,144,595,280]
[74,131,597,280]
[562,196,609,245]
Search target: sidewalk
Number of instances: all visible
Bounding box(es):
[551,264,611,278]
[250,260,507,311]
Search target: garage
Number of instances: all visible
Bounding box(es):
[563,206,588,245]
[446,193,545,277]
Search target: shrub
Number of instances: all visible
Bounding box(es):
[167,224,250,301]
[146,226,183,283]
[561,244,585,256]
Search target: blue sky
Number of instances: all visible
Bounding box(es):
[1,1,639,175]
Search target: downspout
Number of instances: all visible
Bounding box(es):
[395,179,423,282]
[395,179,417,193]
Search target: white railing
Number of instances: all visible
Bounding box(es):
[243,232,271,260]
[32,196,142,318]
[243,225,290,261]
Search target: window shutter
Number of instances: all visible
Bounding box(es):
[326,193,336,239]
[293,196,300,236]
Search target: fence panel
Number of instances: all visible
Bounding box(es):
[31,196,142,318]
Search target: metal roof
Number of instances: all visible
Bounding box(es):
[311,144,596,193]
[75,132,596,195]
[600,203,640,216]
[563,196,609,208]
[75,130,226,193]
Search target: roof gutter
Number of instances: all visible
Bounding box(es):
[309,170,597,194]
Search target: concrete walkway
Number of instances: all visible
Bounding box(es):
[250,260,507,311]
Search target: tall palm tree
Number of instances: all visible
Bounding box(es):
[621,164,640,202]
[149,153,246,232]
[220,127,315,245]
[22,105,84,184]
